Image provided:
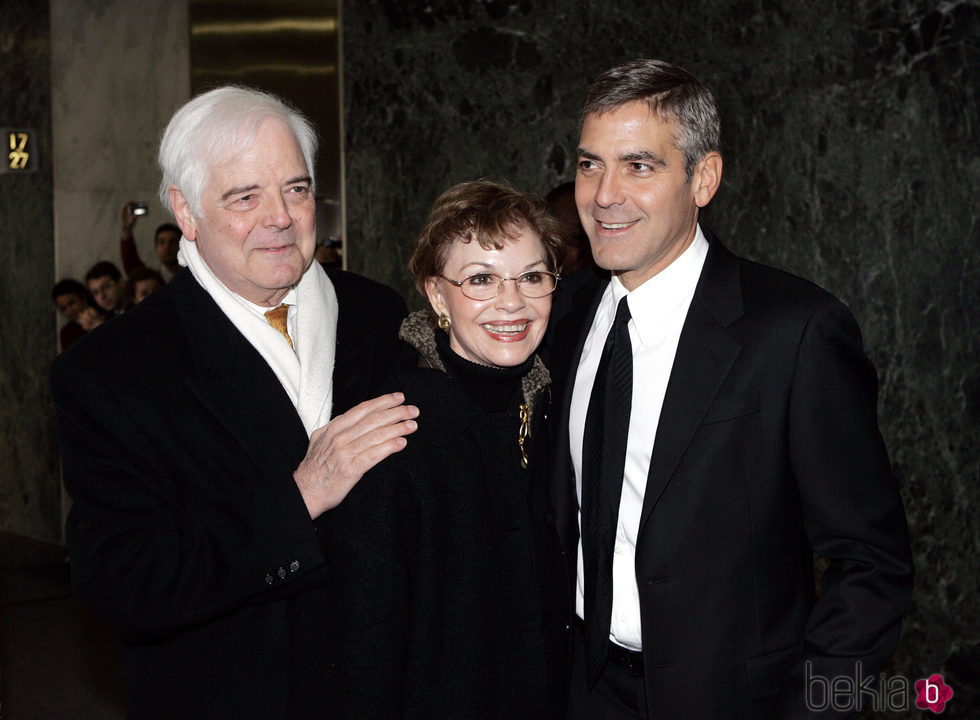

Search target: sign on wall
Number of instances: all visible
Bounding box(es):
[2,128,37,173]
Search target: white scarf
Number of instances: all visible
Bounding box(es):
[178,237,337,437]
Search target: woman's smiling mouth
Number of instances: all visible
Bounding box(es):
[481,320,531,342]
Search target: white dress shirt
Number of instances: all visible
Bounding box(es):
[570,226,708,650]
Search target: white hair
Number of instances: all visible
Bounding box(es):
[157,86,318,217]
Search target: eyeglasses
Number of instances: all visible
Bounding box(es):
[442,271,561,301]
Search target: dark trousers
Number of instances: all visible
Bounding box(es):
[566,623,647,720]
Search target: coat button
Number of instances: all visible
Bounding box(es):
[277,566,287,579]
[290,560,300,573]
[264,574,274,584]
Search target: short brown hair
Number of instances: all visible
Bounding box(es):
[409,179,565,295]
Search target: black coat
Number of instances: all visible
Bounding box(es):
[547,230,913,719]
[51,268,405,719]
[317,327,571,720]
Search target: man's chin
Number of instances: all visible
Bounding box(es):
[261,266,306,290]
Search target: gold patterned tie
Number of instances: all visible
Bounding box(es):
[264,304,293,349]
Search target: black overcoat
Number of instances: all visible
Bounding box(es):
[317,327,571,720]
[50,267,405,719]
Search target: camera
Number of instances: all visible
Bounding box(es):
[128,201,148,216]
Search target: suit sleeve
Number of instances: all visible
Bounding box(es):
[51,354,327,644]
[775,300,914,718]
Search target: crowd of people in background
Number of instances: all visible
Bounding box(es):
[51,202,182,351]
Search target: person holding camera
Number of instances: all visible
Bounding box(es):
[119,200,182,282]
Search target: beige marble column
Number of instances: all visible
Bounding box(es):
[51,0,190,282]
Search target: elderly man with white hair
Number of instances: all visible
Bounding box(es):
[51,86,418,719]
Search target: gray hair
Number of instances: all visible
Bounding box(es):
[157,86,318,216]
[581,59,721,180]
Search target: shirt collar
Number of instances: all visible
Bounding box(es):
[610,225,708,347]
[237,287,298,320]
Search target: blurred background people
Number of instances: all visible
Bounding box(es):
[125,266,164,304]
[315,236,343,268]
[546,181,594,275]
[84,261,130,315]
[52,278,106,351]
[119,201,182,281]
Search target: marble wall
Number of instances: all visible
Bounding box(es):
[0,2,61,542]
[50,0,190,282]
[343,1,978,716]
[0,0,190,543]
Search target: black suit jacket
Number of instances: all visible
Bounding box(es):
[51,267,405,719]
[547,230,913,719]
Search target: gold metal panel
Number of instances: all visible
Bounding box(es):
[188,0,344,251]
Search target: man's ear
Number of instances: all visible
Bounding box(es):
[168,185,198,241]
[692,152,723,208]
[424,277,448,318]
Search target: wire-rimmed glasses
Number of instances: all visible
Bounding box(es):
[441,271,561,301]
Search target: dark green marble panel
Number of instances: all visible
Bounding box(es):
[0,0,60,542]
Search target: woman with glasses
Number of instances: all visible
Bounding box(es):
[317,180,569,719]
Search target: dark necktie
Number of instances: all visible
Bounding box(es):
[581,295,633,685]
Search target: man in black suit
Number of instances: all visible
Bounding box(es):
[51,86,418,719]
[549,59,913,719]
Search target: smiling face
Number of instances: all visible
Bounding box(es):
[425,229,552,368]
[170,118,316,307]
[575,101,721,290]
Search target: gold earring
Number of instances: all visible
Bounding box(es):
[437,314,452,332]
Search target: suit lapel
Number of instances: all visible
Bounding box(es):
[171,273,309,480]
[330,288,366,417]
[637,233,744,536]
